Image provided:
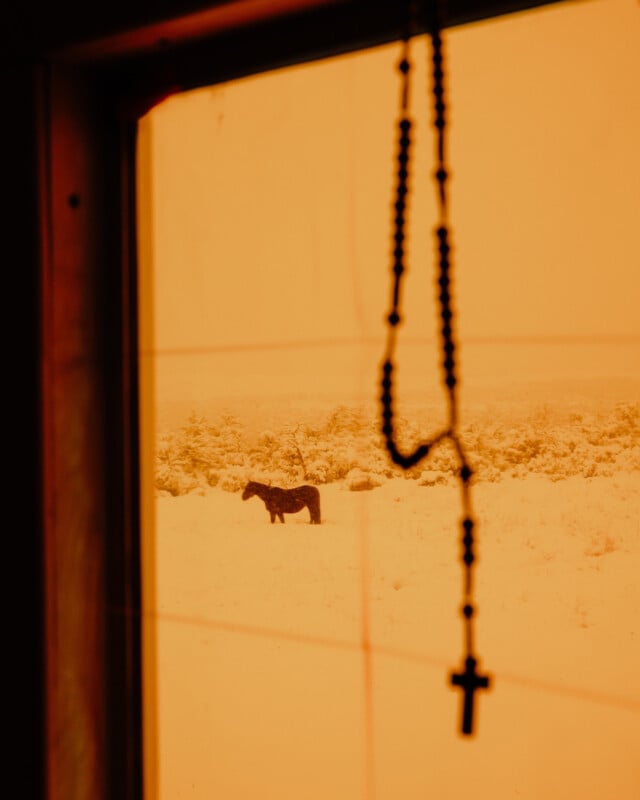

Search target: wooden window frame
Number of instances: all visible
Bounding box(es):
[28,1,567,798]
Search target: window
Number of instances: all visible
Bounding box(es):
[137,1,640,798]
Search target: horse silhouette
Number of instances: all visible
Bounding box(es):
[242,481,321,524]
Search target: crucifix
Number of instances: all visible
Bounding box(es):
[380,10,492,737]
[451,655,491,736]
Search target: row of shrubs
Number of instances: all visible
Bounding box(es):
[155,402,639,496]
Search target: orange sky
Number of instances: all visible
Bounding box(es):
[142,0,640,361]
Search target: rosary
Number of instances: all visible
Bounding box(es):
[380,20,492,736]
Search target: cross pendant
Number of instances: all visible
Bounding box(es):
[450,655,490,736]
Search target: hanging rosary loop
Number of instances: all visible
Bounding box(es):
[379,8,492,737]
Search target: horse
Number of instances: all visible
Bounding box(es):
[241,481,321,524]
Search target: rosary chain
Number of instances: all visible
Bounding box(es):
[379,20,491,734]
[380,30,462,467]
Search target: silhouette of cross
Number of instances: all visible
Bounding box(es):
[451,655,490,735]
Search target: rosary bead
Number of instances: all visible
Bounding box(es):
[462,603,474,618]
[388,311,400,326]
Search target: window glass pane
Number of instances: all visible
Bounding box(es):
[138,1,640,797]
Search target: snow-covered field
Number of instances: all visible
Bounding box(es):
[149,389,640,800]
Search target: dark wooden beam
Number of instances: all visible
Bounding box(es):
[6,0,571,59]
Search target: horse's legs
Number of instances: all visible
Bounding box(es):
[270,510,276,523]
[309,499,321,524]
[278,512,285,523]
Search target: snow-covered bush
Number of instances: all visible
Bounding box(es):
[216,466,250,493]
[345,468,383,491]
[417,470,449,487]
[155,412,249,495]
[154,401,639,496]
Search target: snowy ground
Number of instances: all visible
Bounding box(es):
[150,466,640,799]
